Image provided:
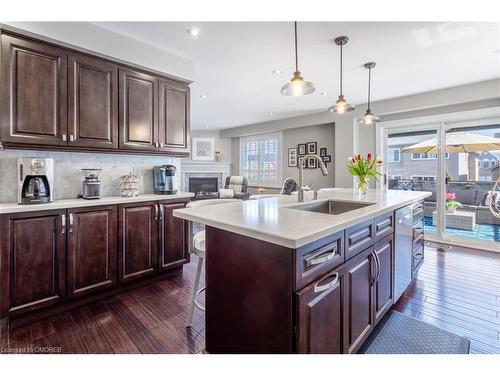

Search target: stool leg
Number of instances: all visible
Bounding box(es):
[186,255,204,328]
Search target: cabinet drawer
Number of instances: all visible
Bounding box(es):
[412,245,424,276]
[295,231,344,290]
[345,219,374,261]
[374,212,394,242]
[412,201,424,225]
[412,220,424,250]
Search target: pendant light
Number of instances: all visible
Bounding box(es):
[280,22,315,96]
[362,62,379,125]
[328,36,355,113]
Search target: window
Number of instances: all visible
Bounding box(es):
[411,152,449,160]
[411,175,436,182]
[482,160,490,169]
[492,160,497,168]
[239,132,282,187]
[387,148,400,162]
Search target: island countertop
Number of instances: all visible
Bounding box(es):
[173,188,430,248]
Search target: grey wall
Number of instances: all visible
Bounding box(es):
[187,130,232,163]
[231,123,335,194]
[222,79,500,188]
[0,150,181,203]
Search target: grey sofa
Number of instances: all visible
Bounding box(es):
[423,188,500,225]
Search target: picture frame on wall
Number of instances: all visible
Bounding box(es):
[297,143,307,156]
[322,155,332,163]
[288,148,298,167]
[192,138,215,161]
[307,158,317,169]
[320,147,327,157]
[307,142,317,154]
[298,157,305,168]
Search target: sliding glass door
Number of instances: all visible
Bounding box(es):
[376,109,500,250]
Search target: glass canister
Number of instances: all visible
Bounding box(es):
[120,173,139,197]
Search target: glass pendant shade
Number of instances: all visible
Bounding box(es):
[328,94,355,113]
[281,71,316,96]
[363,109,376,125]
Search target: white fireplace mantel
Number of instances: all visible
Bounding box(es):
[180,161,232,192]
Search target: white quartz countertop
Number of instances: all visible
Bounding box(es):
[0,192,194,214]
[173,189,430,248]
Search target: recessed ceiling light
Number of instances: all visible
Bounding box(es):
[268,112,273,115]
[205,125,209,129]
[187,27,201,37]
[320,92,328,96]
[200,94,207,99]
[272,70,282,74]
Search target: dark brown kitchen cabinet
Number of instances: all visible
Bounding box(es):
[0,210,66,317]
[344,219,374,261]
[158,201,189,271]
[0,34,68,146]
[296,267,345,354]
[68,53,118,149]
[67,206,117,299]
[374,235,394,324]
[118,202,159,282]
[343,247,376,354]
[158,80,190,154]
[118,68,159,152]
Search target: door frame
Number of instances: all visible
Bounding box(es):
[375,106,500,252]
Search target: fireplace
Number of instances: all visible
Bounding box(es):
[189,177,219,200]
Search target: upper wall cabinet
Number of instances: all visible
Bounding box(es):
[0,31,191,156]
[158,79,190,153]
[68,53,118,149]
[0,34,68,146]
[118,68,159,152]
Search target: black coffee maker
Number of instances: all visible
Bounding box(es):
[153,165,177,195]
[17,158,54,204]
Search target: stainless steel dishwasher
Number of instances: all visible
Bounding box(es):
[394,204,414,302]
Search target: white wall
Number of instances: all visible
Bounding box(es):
[186,130,232,163]
[1,22,195,81]
[222,79,500,188]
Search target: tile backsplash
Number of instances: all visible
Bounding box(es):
[0,150,181,203]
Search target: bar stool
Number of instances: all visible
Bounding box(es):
[185,198,238,328]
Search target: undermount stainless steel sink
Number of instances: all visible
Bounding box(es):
[288,199,375,215]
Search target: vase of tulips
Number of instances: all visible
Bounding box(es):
[347,153,383,196]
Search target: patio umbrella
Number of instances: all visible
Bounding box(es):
[402,132,500,154]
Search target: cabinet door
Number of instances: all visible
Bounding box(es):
[158,80,189,153]
[0,210,66,317]
[343,247,376,354]
[67,206,117,299]
[118,202,158,281]
[159,201,189,271]
[68,53,118,149]
[118,68,158,151]
[296,267,344,354]
[0,34,67,146]
[374,235,394,324]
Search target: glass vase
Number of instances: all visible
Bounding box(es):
[356,177,369,196]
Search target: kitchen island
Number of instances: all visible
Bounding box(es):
[174,189,430,354]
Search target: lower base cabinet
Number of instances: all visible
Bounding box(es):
[0,198,189,324]
[296,267,345,354]
[67,205,117,299]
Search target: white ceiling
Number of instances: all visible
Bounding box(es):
[95,22,500,130]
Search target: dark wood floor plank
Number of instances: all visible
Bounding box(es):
[51,314,87,354]
[95,312,140,354]
[105,299,166,354]
[119,293,163,329]
[88,301,109,317]
[71,307,113,354]
[147,322,192,354]
[29,320,56,341]
[32,333,61,354]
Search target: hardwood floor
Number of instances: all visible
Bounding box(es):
[393,243,500,354]
[1,243,499,354]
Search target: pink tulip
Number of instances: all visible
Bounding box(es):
[446,192,456,200]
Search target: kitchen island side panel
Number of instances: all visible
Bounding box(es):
[205,226,295,354]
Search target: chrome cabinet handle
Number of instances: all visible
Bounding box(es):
[69,213,74,233]
[159,204,164,220]
[62,134,67,142]
[154,205,159,220]
[314,273,339,293]
[160,142,164,148]
[374,250,381,282]
[305,246,337,267]
[61,214,66,234]
[370,252,378,285]
[69,134,74,142]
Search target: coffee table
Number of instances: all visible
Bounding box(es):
[432,210,476,231]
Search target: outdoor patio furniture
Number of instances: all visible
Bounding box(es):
[432,210,476,231]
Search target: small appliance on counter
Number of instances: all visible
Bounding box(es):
[153,165,177,195]
[81,168,102,199]
[17,158,54,205]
